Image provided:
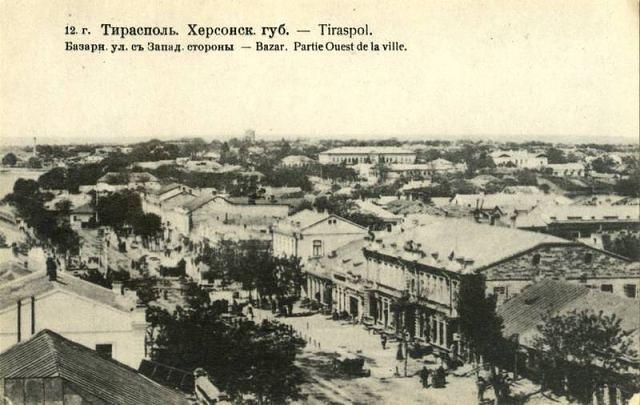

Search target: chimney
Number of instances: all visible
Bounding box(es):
[112,281,124,295]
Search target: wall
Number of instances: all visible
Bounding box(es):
[0,290,146,368]
[482,244,638,300]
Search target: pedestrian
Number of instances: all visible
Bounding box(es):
[380,334,387,350]
[433,366,446,388]
[419,366,430,389]
[476,376,486,403]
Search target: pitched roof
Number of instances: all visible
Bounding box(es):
[0,271,136,312]
[149,182,182,196]
[128,172,158,183]
[498,279,640,358]
[281,155,314,164]
[515,204,640,228]
[365,216,574,273]
[0,330,190,405]
[179,195,216,213]
[308,239,369,280]
[277,209,329,231]
[71,203,94,214]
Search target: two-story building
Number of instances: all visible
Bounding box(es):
[309,216,637,356]
[272,210,368,262]
[319,147,416,165]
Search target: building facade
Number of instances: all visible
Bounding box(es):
[319,147,416,165]
[272,210,369,262]
[0,271,147,368]
[490,150,548,168]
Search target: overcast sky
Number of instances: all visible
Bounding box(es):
[1,0,638,145]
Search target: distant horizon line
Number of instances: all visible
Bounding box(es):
[0,133,638,148]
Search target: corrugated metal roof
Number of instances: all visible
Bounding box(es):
[0,330,190,405]
[498,279,640,358]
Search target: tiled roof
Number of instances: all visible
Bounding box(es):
[0,330,190,405]
[498,279,640,357]
[365,216,574,273]
[0,271,136,312]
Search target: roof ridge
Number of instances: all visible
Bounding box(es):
[44,329,63,376]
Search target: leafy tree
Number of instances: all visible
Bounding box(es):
[132,213,162,245]
[545,148,568,164]
[2,152,17,166]
[603,233,640,261]
[96,190,143,233]
[38,167,67,190]
[219,142,232,164]
[533,309,638,403]
[262,167,312,191]
[159,259,186,277]
[516,170,538,186]
[54,199,73,216]
[4,178,78,254]
[614,161,640,197]
[80,268,112,289]
[457,274,509,404]
[150,283,306,403]
[317,164,358,182]
[590,156,617,174]
[27,157,42,169]
[127,273,159,304]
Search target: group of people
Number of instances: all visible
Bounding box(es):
[418,365,447,389]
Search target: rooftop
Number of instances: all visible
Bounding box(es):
[0,330,190,405]
[71,202,94,214]
[0,271,136,312]
[514,204,640,228]
[365,216,574,273]
[275,209,330,233]
[320,146,415,155]
[498,279,640,358]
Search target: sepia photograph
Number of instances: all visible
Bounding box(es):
[0,0,639,404]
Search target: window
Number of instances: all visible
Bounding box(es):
[600,284,613,293]
[532,254,541,265]
[95,344,112,359]
[312,240,323,257]
[493,286,506,295]
[624,284,637,298]
[584,253,593,264]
